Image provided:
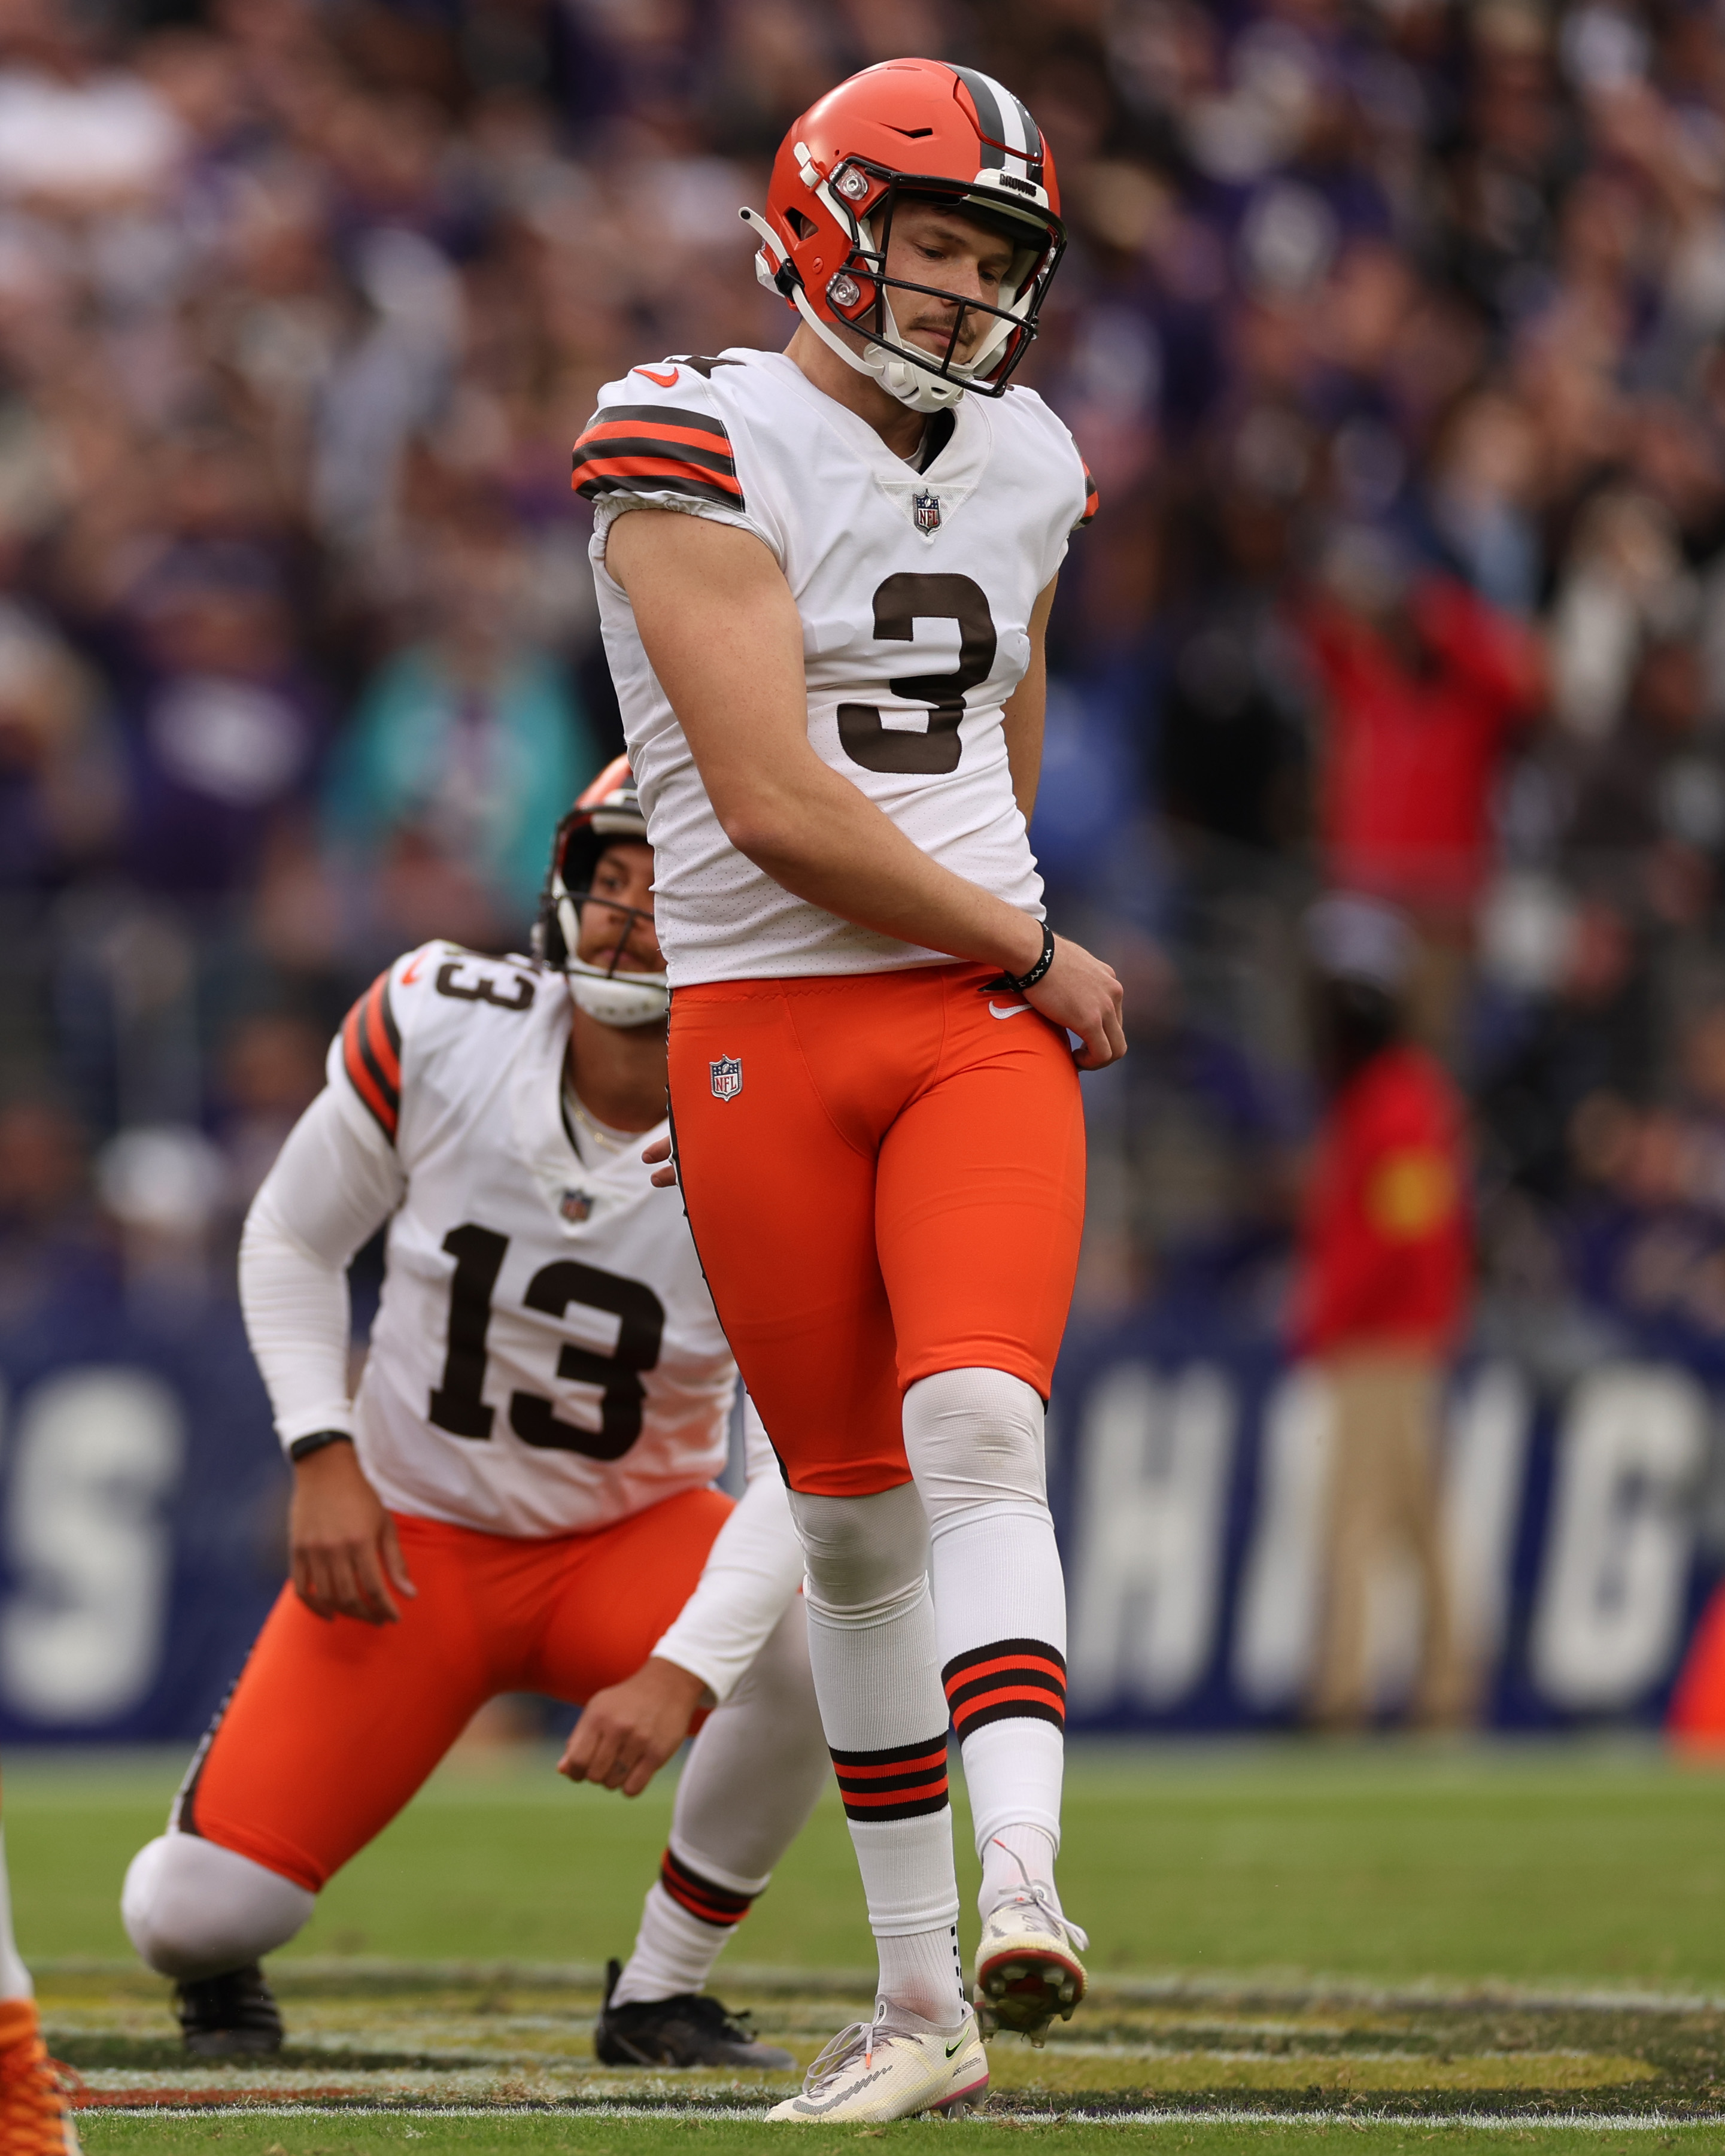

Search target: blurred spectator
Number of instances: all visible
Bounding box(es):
[108,543,329,904]
[324,509,596,952]
[1292,895,1472,1733]
[1301,532,1544,1046]
[3,0,1725,1343]
[0,1095,108,1326]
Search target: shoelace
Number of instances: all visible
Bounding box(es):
[802,2018,877,2088]
[988,1836,1091,1953]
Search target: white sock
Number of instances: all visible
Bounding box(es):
[612,1880,739,2008]
[0,1830,32,2001]
[789,1485,965,2029]
[876,1920,965,2024]
[903,1369,1071,1924]
[980,1822,1061,1922]
[612,1602,832,2011]
[122,1834,314,1979]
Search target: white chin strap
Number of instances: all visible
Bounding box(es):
[743,206,1021,417]
[565,964,669,1028]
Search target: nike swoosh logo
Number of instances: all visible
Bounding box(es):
[988,1001,1031,1020]
[634,365,680,387]
[400,954,426,985]
[945,2037,966,2057]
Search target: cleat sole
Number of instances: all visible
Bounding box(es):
[973,1943,1088,2042]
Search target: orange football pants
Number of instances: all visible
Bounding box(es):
[667,961,1086,1498]
[181,1489,732,1892]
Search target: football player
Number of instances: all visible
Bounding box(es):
[570,58,1123,2124]
[120,761,830,2070]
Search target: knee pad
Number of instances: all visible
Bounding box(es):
[903,1368,1048,1529]
[122,1834,314,1981]
[788,1482,928,1621]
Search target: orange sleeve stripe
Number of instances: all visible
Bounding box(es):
[363,977,400,1092]
[578,418,737,459]
[575,452,745,499]
[339,968,402,1141]
[342,1007,395,1137]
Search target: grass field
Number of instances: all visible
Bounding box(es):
[11,1738,1725,2152]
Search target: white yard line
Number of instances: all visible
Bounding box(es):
[70,2101,1725,2126]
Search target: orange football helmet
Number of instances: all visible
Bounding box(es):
[742,58,1065,414]
[535,756,666,1027]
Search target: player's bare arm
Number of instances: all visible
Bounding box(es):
[605,512,1125,1067]
[290,1440,415,1627]
[1001,578,1056,822]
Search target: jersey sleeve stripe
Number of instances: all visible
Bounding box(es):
[1078,461,1098,527]
[363,974,402,1091]
[571,403,745,511]
[574,435,740,481]
[574,461,746,511]
[339,971,402,1141]
[588,403,732,440]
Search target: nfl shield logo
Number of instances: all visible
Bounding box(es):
[913,490,942,535]
[560,1188,594,1223]
[710,1055,743,1103]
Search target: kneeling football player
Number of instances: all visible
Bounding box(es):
[120,761,830,2068]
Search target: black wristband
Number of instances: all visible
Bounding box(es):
[288,1430,355,1465]
[1004,922,1056,994]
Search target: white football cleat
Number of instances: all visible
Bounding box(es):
[765,2003,988,2122]
[974,1881,1089,2044]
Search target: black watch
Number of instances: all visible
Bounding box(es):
[1003,922,1056,994]
[288,1430,356,1465]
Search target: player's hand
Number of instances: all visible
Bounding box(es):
[290,1442,417,1626]
[1026,934,1127,1070]
[558,1656,709,1796]
[643,1134,678,1189]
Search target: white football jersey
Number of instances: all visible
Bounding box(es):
[575,348,1094,986]
[321,942,736,1538]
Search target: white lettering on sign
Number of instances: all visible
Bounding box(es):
[1,1369,185,1723]
[1444,1359,1532,1670]
[1231,1365,1333,1710]
[1530,1364,1705,1711]
[1068,1362,1235,1709]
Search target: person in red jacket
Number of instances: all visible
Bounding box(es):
[1292,894,1473,1730]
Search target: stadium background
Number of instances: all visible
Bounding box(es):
[0,0,1722,1747]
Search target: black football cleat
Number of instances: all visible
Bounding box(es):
[173,1962,284,2058]
[593,1957,794,2070]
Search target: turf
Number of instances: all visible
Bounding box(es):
[64,2119,1725,2153]
[13,1741,1725,1988]
[18,1740,1725,2146]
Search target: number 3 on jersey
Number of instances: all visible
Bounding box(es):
[839,572,997,777]
[427,1223,665,1460]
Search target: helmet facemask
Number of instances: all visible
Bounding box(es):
[534,797,669,1028]
[748,164,1064,415]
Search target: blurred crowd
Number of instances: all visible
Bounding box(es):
[8,0,1725,1353]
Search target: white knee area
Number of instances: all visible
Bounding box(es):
[788,1482,929,1621]
[122,1835,314,1981]
[902,1367,1049,1531]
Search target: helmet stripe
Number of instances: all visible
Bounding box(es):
[953,65,1006,168]
[1009,91,1044,176]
